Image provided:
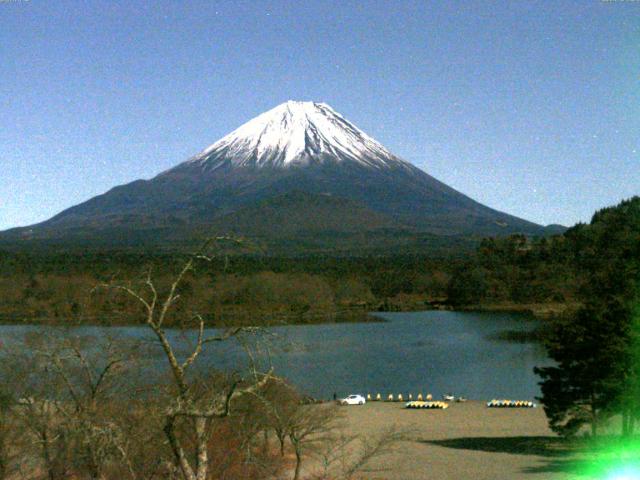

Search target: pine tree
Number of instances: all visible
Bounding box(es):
[535,197,640,437]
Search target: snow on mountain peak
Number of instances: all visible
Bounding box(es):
[190,101,410,170]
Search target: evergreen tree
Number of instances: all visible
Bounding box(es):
[535,197,640,437]
[535,301,628,436]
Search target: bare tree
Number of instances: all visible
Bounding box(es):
[7,347,73,480]
[287,404,341,480]
[98,238,274,480]
[17,398,71,480]
[312,426,409,480]
[205,394,286,480]
[256,379,302,457]
[0,388,19,480]
[246,375,406,480]
[5,332,141,480]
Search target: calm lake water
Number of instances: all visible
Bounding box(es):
[268,310,550,400]
[0,311,550,401]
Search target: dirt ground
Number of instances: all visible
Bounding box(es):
[335,401,583,480]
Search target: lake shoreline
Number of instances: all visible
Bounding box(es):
[0,300,573,327]
[373,299,576,324]
[423,301,578,320]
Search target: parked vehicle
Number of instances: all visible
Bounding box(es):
[340,394,366,405]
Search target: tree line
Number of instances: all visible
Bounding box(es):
[0,232,590,326]
[10,199,640,327]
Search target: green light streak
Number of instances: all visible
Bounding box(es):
[571,438,640,479]
[567,301,640,478]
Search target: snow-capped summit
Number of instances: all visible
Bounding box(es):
[188,101,410,170]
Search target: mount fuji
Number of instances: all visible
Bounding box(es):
[2,101,557,252]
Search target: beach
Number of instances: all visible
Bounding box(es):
[335,400,579,480]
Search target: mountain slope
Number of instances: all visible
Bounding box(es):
[2,101,552,251]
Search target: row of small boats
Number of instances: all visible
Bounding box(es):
[405,399,536,409]
[367,393,463,402]
[365,394,536,408]
[487,399,536,408]
[405,401,449,409]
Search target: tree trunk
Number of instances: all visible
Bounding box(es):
[195,416,209,480]
[0,452,5,480]
[293,447,302,480]
[86,440,101,480]
[41,428,56,480]
[622,409,630,437]
[262,430,269,455]
[0,432,7,480]
[623,407,636,436]
[164,417,196,480]
[590,396,597,437]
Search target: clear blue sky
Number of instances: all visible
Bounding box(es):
[1,0,638,230]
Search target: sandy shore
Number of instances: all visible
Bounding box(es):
[335,401,580,480]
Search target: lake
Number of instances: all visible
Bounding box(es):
[262,310,550,400]
[0,310,551,401]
